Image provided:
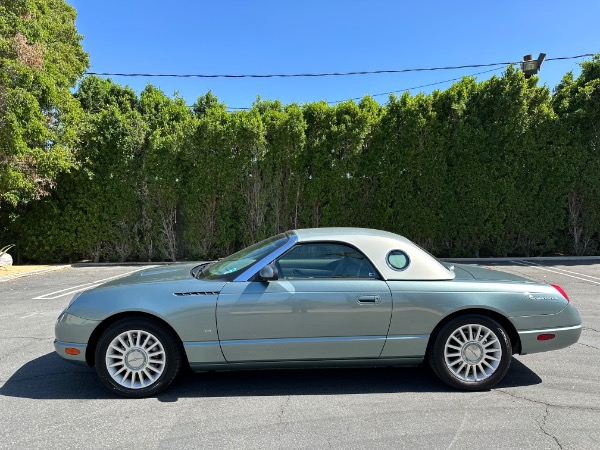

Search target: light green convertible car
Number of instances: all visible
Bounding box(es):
[55,228,582,397]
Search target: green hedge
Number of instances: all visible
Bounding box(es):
[4,57,600,262]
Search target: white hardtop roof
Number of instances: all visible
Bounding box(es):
[291,227,454,281]
[294,227,411,243]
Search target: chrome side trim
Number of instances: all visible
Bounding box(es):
[220,335,387,346]
[188,357,425,371]
[183,341,221,347]
[518,324,582,335]
[173,291,220,296]
[385,334,430,340]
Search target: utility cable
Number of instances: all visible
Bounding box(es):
[86,53,594,79]
[327,67,505,104]
[222,67,506,110]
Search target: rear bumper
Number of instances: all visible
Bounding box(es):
[518,324,582,355]
[511,302,582,354]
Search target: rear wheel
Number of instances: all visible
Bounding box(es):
[429,315,511,390]
[95,318,182,398]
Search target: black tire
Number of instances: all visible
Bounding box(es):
[428,314,512,391]
[95,318,182,398]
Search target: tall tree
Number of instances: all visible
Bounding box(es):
[138,85,192,261]
[553,56,600,254]
[0,0,88,207]
[180,92,236,259]
[259,100,306,233]
[17,77,146,262]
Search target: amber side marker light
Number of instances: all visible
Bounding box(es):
[537,334,556,341]
[65,348,80,355]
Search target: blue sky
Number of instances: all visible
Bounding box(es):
[67,0,599,109]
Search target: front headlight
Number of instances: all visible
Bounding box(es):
[66,291,84,309]
[57,292,83,323]
[56,309,67,323]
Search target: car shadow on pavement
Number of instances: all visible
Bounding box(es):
[0,353,541,401]
[0,353,113,400]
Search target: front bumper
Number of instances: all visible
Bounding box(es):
[54,340,88,366]
[54,310,100,365]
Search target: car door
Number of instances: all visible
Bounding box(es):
[216,242,393,362]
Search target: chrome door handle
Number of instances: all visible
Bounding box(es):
[357,295,380,304]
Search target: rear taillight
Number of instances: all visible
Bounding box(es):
[551,284,570,302]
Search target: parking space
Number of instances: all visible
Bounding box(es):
[0,262,598,449]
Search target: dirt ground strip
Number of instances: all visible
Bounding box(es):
[0,265,57,277]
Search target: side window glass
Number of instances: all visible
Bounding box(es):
[276,243,378,279]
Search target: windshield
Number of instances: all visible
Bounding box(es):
[199,233,290,280]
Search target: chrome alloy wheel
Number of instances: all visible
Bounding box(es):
[443,324,502,382]
[105,330,166,389]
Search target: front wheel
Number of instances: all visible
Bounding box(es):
[429,315,512,390]
[95,318,182,398]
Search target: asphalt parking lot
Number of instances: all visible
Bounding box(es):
[0,261,598,449]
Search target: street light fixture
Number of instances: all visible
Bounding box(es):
[521,53,546,78]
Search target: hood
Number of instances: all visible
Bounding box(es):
[97,263,204,289]
[66,263,226,320]
[449,263,532,283]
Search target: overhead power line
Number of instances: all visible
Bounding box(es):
[327,67,504,104]
[85,53,594,79]
[221,67,507,110]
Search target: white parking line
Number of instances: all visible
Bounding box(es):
[20,312,41,319]
[519,260,600,282]
[34,283,107,300]
[510,261,600,286]
[32,267,151,300]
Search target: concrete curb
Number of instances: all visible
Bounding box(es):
[71,262,179,267]
[441,256,600,263]
[0,261,182,283]
[0,265,71,283]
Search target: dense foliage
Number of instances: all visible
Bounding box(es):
[2,55,598,262]
[0,2,598,261]
[0,0,88,207]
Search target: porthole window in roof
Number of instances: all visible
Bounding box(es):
[387,250,410,271]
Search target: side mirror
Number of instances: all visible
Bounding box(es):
[258,263,279,281]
